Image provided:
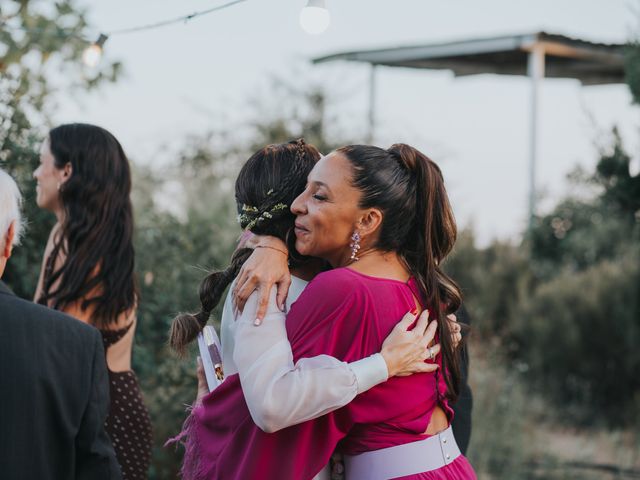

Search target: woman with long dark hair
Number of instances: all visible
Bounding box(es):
[171,141,474,479]
[33,123,151,479]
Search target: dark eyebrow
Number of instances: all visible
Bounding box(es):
[310,180,332,194]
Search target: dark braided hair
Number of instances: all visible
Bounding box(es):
[169,139,321,356]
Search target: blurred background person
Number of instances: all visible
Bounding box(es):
[0,168,121,480]
[32,124,152,480]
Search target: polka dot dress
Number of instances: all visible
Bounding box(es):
[101,324,152,479]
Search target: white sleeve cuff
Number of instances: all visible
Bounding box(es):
[349,353,389,394]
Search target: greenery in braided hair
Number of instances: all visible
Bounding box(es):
[170,138,321,356]
[236,139,312,232]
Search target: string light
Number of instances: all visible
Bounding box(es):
[2,0,250,67]
[5,0,333,65]
[82,34,108,67]
[300,0,330,35]
[105,0,248,36]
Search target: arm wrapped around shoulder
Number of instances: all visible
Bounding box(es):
[233,284,383,432]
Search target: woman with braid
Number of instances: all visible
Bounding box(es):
[169,140,452,479]
[34,124,152,479]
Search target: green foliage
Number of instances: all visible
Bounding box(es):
[513,256,640,424]
[0,0,122,115]
[445,231,533,340]
[518,130,639,423]
[1,0,122,296]
[447,123,640,428]
[245,73,350,154]
[625,40,640,105]
[129,157,239,478]
[530,131,639,277]
[595,130,640,219]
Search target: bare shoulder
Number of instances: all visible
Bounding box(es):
[44,223,64,259]
[47,222,63,244]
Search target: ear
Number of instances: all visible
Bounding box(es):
[60,162,73,183]
[3,221,15,259]
[357,208,383,240]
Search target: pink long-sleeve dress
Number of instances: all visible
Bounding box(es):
[182,267,475,480]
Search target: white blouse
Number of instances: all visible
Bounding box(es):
[219,276,389,433]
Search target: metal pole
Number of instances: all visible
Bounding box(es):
[367,64,377,144]
[527,44,545,230]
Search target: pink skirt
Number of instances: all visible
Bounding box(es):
[392,455,476,480]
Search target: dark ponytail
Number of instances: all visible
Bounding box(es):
[338,143,464,401]
[387,143,463,400]
[169,139,321,356]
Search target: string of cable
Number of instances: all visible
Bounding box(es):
[107,0,249,35]
[1,0,330,67]
[0,0,249,40]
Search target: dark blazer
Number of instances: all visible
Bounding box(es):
[0,281,121,479]
[451,305,473,455]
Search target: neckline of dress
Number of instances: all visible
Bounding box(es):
[339,267,413,286]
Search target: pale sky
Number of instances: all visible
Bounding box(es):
[53,0,639,246]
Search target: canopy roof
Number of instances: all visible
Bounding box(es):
[313,31,626,85]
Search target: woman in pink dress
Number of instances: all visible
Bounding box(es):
[172,142,476,479]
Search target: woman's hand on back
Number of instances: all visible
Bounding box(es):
[380,311,463,378]
[233,236,291,322]
[448,313,462,348]
[381,310,441,377]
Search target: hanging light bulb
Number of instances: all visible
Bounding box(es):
[299,0,330,35]
[82,34,108,67]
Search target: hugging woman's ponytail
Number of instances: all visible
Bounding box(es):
[337,143,463,401]
[169,140,321,357]
[387,143,463,400]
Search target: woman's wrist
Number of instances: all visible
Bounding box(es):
[255,245,288,256]
[254,235,288,254]
[380,346,398,377]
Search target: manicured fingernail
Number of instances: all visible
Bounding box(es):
[254,318,262,326]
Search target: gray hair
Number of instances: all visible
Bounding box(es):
[0,168,23,249]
